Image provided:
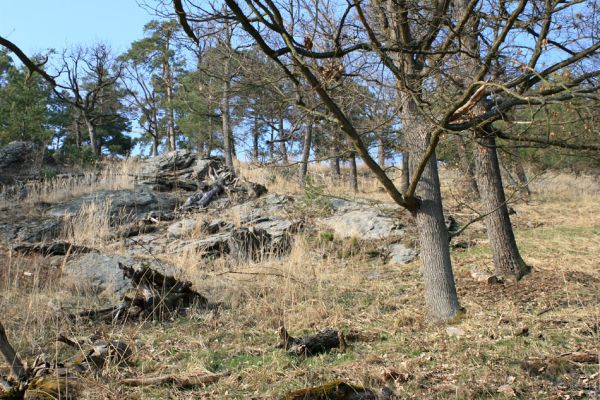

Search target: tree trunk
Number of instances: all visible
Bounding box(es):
[378,135,385,167]
[207,115,214,157]
[278,110,288,164]
[83,116,99,157]
[401,151,410,193]
[349,151,358,192]
[455,0,529,281]
[151,132,159,157]
[403,93,461,322]
[269,124,275,162]
[504,148,530,196]
[252,112,260,161]
[474,130,530,280]
[300,122,313,187]
[221,56,234,170]
[330,156,340,180]
[455,134,479,196]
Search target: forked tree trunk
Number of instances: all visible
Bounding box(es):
[300,122,313,187]
[455,134,479,196]
[402,94,461,322]
[474,130,530,280]
[349,151,358,192]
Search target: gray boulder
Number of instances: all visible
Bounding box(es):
[319,208,405,240]
[62,253,179,298]
[387,242,418,265]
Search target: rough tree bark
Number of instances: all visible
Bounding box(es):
[402,93,462,321]
[455,134,479,195]
[475,130,530,280]
[456,0,530,281]
[349,151,358,193]
[401,151,410,194]
[83,115,99,157]
[378,135,385,167]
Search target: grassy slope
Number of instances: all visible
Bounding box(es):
[0,165,598,399]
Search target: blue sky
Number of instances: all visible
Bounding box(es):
[0,1,156,55]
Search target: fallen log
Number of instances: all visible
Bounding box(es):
[119,370,224,388]
[278,327,346,357]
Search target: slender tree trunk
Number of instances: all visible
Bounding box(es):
[74,117,82,148]
[151,132,159,157]
[474,130,530,280]
[401,151,410,193]
[269,125,275,162]
[455,134,479,196]
[300,122,313,187]
[252,112,260,161]
[349,151,358,192]
[83,116,99,157]
[402,91,461,322]
[221,56,234,169]
[207,115,214,157]
[378,135,385,167]
[455,0,529,281]
[166,82,176,151]
[278,110,289,164]
[505,148,530,196]
[330,155,340,180]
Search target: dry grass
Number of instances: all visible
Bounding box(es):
[0,164,599,399]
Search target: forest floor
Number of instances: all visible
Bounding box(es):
[1,164,599,399]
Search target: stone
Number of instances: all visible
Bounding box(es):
[387,242,418,265]
[0,141,41,184]
[172,227,273,260]
[446,326,465,337]
[0,219,62,244]
[62,253,179,298]
[135,150,223,191]
[62,253,135,297]
[319,208,404,240]
[167,219,201,238]
[47,188,162,222]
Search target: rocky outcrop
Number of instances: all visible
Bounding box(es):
[47,188,175,222]
[0,141,42,185]
[0,218,62,244]
[135,150,222,191]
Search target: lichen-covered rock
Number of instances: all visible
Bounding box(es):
[319,208,405,240]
